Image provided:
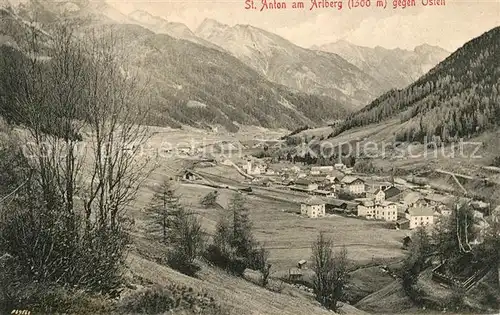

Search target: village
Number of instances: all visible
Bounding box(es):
[179,148,493,234]
[153,138,500,309]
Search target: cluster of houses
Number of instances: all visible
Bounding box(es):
[293,166,489,231]
[243,161,361,196]
[298,180,453,229]
[240,160,494,232]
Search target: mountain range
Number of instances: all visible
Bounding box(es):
[329,26,500,144]
[0,0,351,132]
[312,40,450,90]
[193,19,388,109]
[127,10,222,51]
[0,0,453,132]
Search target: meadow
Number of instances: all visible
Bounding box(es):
[172,183,406,272]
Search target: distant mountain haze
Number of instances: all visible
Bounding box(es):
[312,40,450,89]
[0,0,460,133]
[127,10,222,51]
[194,18,389,109]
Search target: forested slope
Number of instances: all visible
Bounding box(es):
[330,26,500,143]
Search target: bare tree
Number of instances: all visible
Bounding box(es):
[0,20,152,292]
[311,232,348,312]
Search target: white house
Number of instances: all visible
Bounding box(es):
[357,199,375,218]
[300,197,326,218]
[374,201,398,221]
[341,176,365,195]
[374,189,386,203]
[405,207,435,229]
[358,200,397,221]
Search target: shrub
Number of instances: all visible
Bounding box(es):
[202,246,247,276]
[0,276,114,315]
[167,254,201,277]
[203,245,231,270]
[228,257,247,276]
[119,284,230,315]
[200,191,218,208]
[119,285,176,314]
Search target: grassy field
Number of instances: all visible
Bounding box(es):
[162,181,407,273]
[128,173,406,273]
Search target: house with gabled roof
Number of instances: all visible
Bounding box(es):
[300,196,326,218]
[340,176,365,195]
[356,198,375,218]
[384,186,402,200]
[405,207,435,229]
[403,191,427,208]
[292,178,318,192]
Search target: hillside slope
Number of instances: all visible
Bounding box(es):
[127,251,369,315]
[330,26,500,143]
[195,19,387,109]
[115,24,349,131]
[313,40,450,90]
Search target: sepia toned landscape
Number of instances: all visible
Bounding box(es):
[0,0,499,314]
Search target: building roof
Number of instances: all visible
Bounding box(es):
[324,199,348,207]
[424,193,453,204]
[295,178,313,185]
[310,175,328,182]
[341,176,364,184]
[403,191,424,205]
[302,196,325,206]
[355,198,374,207]
[384,186,402,198]
[407,207,434,217]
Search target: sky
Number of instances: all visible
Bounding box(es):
[106,0,499,51]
